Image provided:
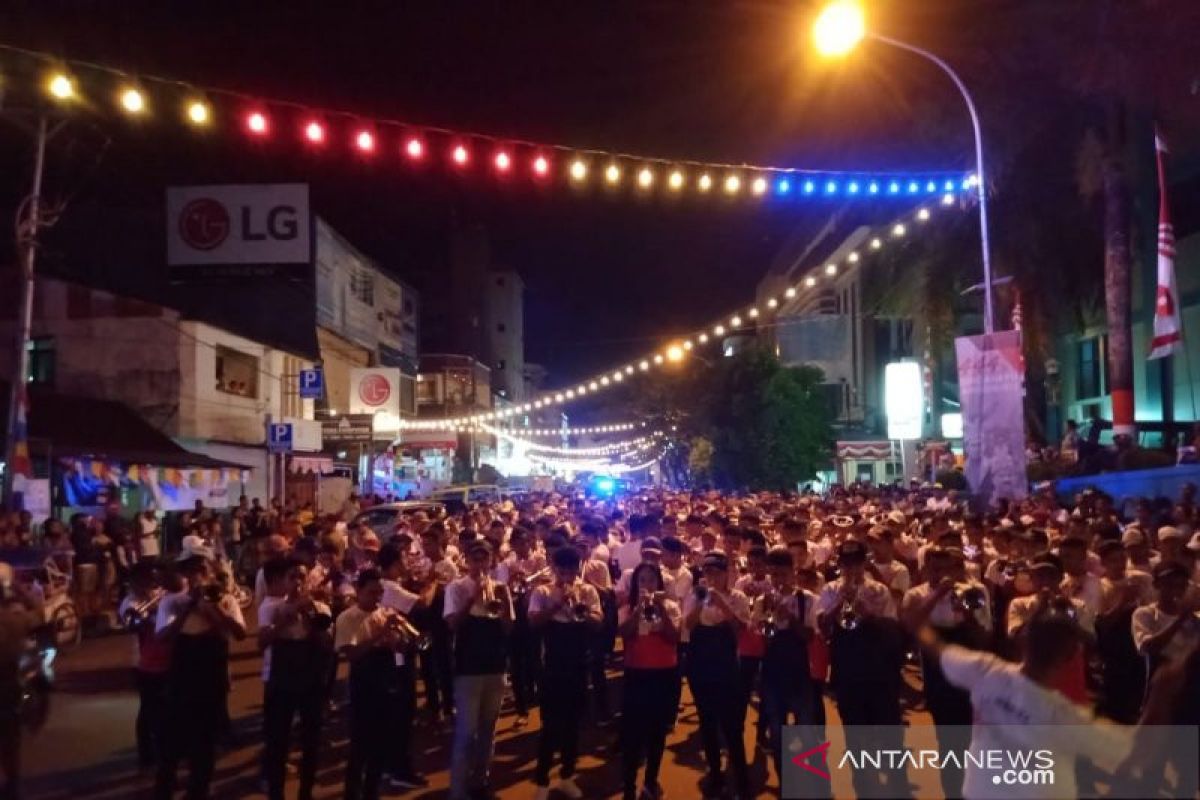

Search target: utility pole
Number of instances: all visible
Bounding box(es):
[4,115,48,506]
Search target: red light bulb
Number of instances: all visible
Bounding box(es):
[247,112,268,135]
[452,145,469,165]
[355,130,375,152]
[533,155,549,176]
[406,138,424,159]
[494,151,511,171]
[304,121,324,143]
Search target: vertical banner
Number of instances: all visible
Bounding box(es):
[956,331,1027,508]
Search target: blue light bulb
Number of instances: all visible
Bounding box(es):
[868,181,879,194]
[803,180,816,194]
[907,181,919,193]
[848,181,859,194]
[888,181,900,194]
[825,180,838,194]
[926,180,937,193]
[777,179,791,194]
[943,179,955,192]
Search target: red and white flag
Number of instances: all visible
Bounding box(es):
[1149,128,1182,360]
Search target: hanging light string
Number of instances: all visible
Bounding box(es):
[492,422,643,436]
[400,199,963,428]
[524,443,667,472]
[5,43,974,199]
[482,423,661,456]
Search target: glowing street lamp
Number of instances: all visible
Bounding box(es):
[813,1,995,333]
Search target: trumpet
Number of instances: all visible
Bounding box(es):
[123,592,163,629]
[952,583,987,613]
[566,584,591,622]
[382,608,432,652]
[510,567,551,599]
[838,586,861,631]
[640,591,665,624]
[481,578,505,619]
[757,591,780,638]
[1043,594,1078,622]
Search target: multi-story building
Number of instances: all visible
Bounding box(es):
[484,270,526,403]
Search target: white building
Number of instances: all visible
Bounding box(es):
[484,270,525,402]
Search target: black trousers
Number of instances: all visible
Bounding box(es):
[738,655,765,736]
[535,673,587,785]
[835,681,909,799]
[0,694,18,800]
[689,677,749,794]
[154,701,223,800]
[134,669,168,768]
[587,629,610,718]
[263,683,324,800]
[420,627,454,717]
[344,691,390,800]
[390,663,417,777]
[508,625,540,716]
[621,668,676,795]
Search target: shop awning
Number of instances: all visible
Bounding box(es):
[289,455,336,475]
[1,382,252,470]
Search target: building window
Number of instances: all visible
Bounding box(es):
[350,267,374,306]
[1077,336,1106,400]
[497,323,506,333]
[25,338,55,386]
[215,345,259,398]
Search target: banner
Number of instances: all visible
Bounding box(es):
[955,331,1027,508]
[60,459,235,511]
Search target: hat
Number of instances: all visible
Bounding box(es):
[177,534,215,562]
[831,515,855,529]
[1121,527,1147,547]
[640,537,663,554]
[836,540,868,563]
[1188,532,1200,553]
[1158,526,1184,542]
[886,510,907,526]
[701,551,730,571]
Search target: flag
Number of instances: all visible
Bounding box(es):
[9,384,33,484]
[1149,128,1182,360]
[1011,288,1023,332]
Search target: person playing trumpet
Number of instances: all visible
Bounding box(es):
[494,526,548,727]
[118,561,169,772]
[257,557,334,800]
[617,563,681,800]
[444,540,514,800]
[529,546,603,800]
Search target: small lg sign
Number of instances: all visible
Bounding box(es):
[358,373,392,407]
[349,368,401,417]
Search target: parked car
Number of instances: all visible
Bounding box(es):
[352,501,445,537]
[429,484,501,513]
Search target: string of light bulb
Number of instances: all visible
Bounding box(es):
[402,420,641,435]
[3,44,975,203]
[483,424,661,456]
[397,200,962,427]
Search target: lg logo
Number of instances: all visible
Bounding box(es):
[358,374,392,407]
[178,198,230,251]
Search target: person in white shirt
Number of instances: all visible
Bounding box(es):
[1132,560,1200,670]
[1094,540,1152,723]
[529,546,603,800]
[493,526,547,726]
[256,557,333,800]
[919,615,1134,800]
[1059,535,1104,618]
[866,528,911,605]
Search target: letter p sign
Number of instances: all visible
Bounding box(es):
[298,368,324,400]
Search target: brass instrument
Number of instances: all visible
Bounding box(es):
[566,583,591,622]
[952,583,987,613]
[693,584,709,603]
[757,591,780,638]
[1045,594,1078,622]
[510,567,551,599]
[640,591,665,624]
[122,591,163,629]
[481,577,505,619]
[382,608,432,651]
[838,585,861,631]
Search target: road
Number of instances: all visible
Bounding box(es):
[19,627,934,800]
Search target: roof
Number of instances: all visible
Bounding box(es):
[1,382,252,469]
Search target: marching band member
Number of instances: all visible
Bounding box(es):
[618,563,681,800]
[1094,541,1150,722]
[734,545,771,748]
[684,551,752,800]
[529,546,603,800]
[577,534,616,723]
[154,554,246,800]
[257,557,334,800]
[119,561,169,771]
[495,526,547,726]
[445,540,514,800]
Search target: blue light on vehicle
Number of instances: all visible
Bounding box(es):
[594,477,615,495]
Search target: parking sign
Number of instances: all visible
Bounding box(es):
[267,423,294,453]
[298,368,324,400]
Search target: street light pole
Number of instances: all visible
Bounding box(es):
[4,115,49,505]
[868,33,995,334]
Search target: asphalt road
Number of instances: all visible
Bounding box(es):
[19,625,934,800]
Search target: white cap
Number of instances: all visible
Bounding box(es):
[1121,528,1147,547]
[1158,526,1184,542]
[177,534,215,562]
[1187,532,1200,552]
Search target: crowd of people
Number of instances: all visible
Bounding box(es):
[2,481,1200,799]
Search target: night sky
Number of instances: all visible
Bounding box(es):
[0,1,1094,396]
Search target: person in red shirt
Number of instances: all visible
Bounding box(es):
[618,563,681,800]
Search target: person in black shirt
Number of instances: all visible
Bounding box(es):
[529,546,603,800]
[444,540,513,800]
